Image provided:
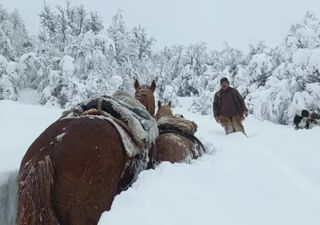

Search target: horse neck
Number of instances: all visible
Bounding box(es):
[145,95,155,117]
[135,90,155,117]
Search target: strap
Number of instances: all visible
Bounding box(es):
[159,128,207,154]
[97,98,103,114]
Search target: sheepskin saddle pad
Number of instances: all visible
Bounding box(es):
[61,91,158,157]
[157,115,198,136]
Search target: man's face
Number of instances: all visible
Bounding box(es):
[221,81,229,90]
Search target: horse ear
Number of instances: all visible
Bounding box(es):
[158,100,162,108]
[151,80,156,92]
[134,80,140,90]
[168,101,172,108]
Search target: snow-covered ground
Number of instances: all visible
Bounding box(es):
[1,99,320,225]
[0,100,61,171]
[17,88,40,105]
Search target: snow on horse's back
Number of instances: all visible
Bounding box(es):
[0,170,18,225]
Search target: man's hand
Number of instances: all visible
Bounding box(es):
[214,116,220,123]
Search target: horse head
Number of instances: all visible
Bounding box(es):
[134,80,156,117]
[155,100,173,121]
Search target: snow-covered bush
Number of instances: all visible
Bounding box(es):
[0,6,32,60]
[191,90,213,115]
[161,85,178,106]
[18,53,42,88]
[0,55,17,100]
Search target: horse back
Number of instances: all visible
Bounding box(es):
[154,133,200,163]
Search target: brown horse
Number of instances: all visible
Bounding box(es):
[153,101,205,164]
[16,80,157,225]
[134,80,156,117]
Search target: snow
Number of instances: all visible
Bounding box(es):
[292,48,310,66]
[0,100,62,171]
[2,6,320,125]
[55,132,66,142]
[98,98,320,225]
[0,99,320,225]
[17,88,40,105]
[292,48,320,70]
[5,62,18,75]
[309,48,320,70]
[60,55,75,78]
[0,170,17,225]
[0,55,8,72]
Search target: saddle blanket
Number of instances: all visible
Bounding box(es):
[157,115,198,135]
[61,91,158,157]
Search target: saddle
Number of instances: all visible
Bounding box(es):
[61,91,158,157]
[157,115,198,135]
[157,115,206,153]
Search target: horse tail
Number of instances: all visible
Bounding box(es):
[16,151,60,225]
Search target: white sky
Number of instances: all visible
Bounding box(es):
[1,0,320,51]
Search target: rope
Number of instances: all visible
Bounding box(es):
[97,98,103,115]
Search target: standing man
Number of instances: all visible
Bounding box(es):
[213,77,248,135]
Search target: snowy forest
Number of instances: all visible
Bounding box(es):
[1,3,320,124]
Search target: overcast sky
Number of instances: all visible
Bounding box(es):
[1,0,320,51]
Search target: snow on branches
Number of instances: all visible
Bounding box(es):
[0,3,320,124]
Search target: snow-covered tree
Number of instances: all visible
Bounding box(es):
[1,3,320,125]
[0,6,32,60]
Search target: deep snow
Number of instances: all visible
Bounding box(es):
[0,100,62,171]
[17,88,40,105]
[0,99,320,225]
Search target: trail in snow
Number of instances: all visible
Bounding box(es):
[0,99,319,225]
[99,99,320,225]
